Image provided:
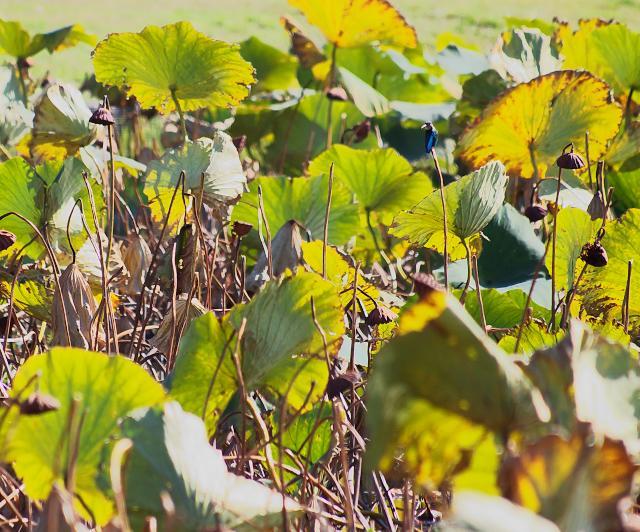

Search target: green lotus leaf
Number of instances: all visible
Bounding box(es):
[337,66,390,117]
[33,24,96,54]
[169,313,237,434]
[0,156,103,262]
[545,207,597,294]
[464,288,550,330]
[0,268,52,322]
[144,133,246,229]
[0,157,44,259]
[0,20,95,59]
[7,348,165,525]
[31,83,97,161]
[171,271,344,431]
[230,92,375,174]
[92,21,255,113]
[230,174,359,249]
[308,144,432,220]
[276,400,333,486]
[499,322,563,355]
[446,492,560,532]
[491,28,561,83]
[121,401,299,530]
[567,321,640,453]
[559,21,640,95]
[392,160,507,250]
[240,36,300,93]
[334,43,448,104]
[232,271,343,408]
[609,166,640,211]
[0,65,32,146]
[581,208,640,321]
[366,290,537,485]
[477,204,546,287]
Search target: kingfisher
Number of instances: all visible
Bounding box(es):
[421,121,438,156]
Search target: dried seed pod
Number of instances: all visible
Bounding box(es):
[581,241,608,267]
[150,295,207,354]
[246,220,304,291]
[587,190,611,221]
[524,204,548,222]
[122,233,152,296]
[366,305,398,325]
[17,57,34,70]
[326,87,348,101]
[89,96,115,126]
[0,230,16,252]
[51,263,99,348]
[89,106,115,126]
[176,224,202,295]
[556,149,585,170]
[19,392,60,415]
[326,368,361,399]
[232,220,253,238]
[412,272,444,297]
[232,135,247,152]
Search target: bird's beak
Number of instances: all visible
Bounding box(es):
[421,123,428,130]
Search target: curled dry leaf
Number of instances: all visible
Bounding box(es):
[19,392,61,415]
[175,224,202,295]
[150,295,207,354]
[246,219,304,291]
[51,263,99,349]
[122,233,152,296]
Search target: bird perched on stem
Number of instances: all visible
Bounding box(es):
[421,121,438,155]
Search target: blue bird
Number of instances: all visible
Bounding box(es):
[421,121,438,156]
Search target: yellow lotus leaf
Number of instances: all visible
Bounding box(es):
[558,20,640,95]
[288,0,417,49]
[457,71,622,179]
[500,429,635,531]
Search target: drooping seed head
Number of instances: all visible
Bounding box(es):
[581,241,608,267]
[326,87,348,101]
[366,305,398,325]
[19,392,61,415]
[556,146,585,170]
[412,272,444,297]
[0,230,17,252]
[524,204,548,222]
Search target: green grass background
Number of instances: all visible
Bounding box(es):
[3,0,639,81]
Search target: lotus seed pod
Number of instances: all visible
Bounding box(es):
[0,230,17,252]
[352,118,371,143]
[581,241,608,267]
[176,224,202,295]
[366,305,398,325]
[326,87,348,101]
[556,150,585,170]
[327,368,361,399]
[412,272,444,297]
[232,135,247,152]
[122,233,152,296]
[51,263,99,348]
[233,221,253,238]
[89,106,115,126]
[19,392,61,415]
[89,96,115,126]
[524,204,548,222]
[150,295,207,354]
[246,220,304,291]
[587,190,611,221]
